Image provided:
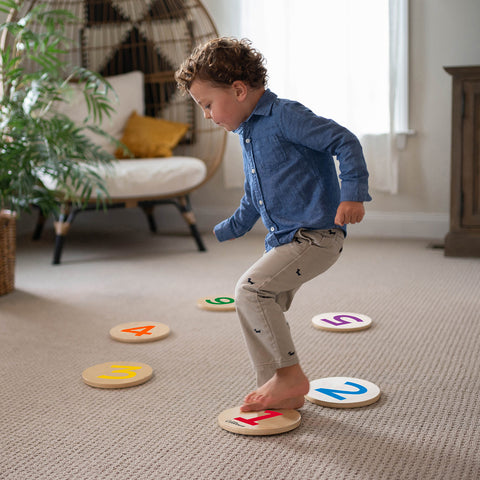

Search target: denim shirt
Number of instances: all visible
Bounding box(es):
[214,89,371,251]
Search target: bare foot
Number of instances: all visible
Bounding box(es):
[240,364,310,412]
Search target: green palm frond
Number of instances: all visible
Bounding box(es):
[0,1,117,215]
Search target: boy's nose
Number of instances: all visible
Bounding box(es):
[203,109,211,120]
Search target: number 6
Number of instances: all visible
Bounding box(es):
[206,297,234,305]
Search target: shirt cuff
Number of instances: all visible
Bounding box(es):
[214,220,236,242]
[340,181,372,203]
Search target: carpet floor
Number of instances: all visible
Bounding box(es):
[1,227,479,479]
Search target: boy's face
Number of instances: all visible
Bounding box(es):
[189,79,249,132]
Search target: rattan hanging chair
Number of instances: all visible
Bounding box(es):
[1,0,226,263]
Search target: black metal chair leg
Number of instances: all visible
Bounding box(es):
[53,234,65,265]
[52,207,78,264]
[32,209,46,240]
[175,195,206,252]
[188,223,206,252]
[140,204,157,233]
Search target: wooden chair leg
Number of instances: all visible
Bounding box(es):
[176,196,206,252]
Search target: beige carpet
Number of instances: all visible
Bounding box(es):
[1,224,479,479]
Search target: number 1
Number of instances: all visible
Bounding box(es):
[234,410,283,426]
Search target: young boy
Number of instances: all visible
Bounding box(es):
[175,38,371,413]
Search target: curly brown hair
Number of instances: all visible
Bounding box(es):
[175,37,267,94]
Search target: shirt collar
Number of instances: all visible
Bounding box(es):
[252,89,277,116]
[234,89,277,134]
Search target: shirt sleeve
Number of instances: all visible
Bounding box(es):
[279,101,372,203]
[214,178,261,241]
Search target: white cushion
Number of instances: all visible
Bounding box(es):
[40,156,206,200]
[57,71,145,154]
[52,71,208,202]
[92,157,207,199]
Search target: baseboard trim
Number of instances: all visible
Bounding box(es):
[18,206,448,242]
[196,208,450,241]
[345,211,449,239]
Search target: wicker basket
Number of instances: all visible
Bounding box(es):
[0,210,16,296]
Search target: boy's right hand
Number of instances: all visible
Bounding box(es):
[334,201,365,226]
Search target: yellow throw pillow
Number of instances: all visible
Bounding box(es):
[115,111,190,159]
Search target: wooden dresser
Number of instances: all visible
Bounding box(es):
[444,65,480,257]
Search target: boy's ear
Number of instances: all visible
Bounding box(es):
[232,80,248,102]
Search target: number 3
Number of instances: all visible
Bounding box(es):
[97,365,142,380]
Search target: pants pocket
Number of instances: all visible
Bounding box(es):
[295,228,344,252]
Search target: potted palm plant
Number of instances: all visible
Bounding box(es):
[0,0,117,294]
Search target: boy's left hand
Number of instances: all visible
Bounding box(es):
[334,201,365,226]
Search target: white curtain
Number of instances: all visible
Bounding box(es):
[231,0,410,194]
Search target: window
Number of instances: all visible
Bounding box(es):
[239,0,410,193]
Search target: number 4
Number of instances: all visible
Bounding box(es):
[121,325,156,337]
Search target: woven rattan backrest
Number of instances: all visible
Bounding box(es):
[2,0,226,184]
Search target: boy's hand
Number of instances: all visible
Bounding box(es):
[334,201,365,226]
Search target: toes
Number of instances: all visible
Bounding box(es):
[240,402,264,412]
[243,391,257,403]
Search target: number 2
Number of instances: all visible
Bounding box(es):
[315,381,368,400]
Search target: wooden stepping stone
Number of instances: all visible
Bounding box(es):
[82,361,153,389]
[197,296,236,311]
[312,312,372,332]
[305,377,381,408]
[218,407,301,435]
[109,322,170,343]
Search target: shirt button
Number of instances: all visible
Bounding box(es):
[245,138,251,143]
[270,227,275,232]
[259,200,263,205]
[251,168,255,174]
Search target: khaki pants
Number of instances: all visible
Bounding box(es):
[235,228,344,386]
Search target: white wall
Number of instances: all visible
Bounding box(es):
[7,1,480,241]
[196,0,480,240]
